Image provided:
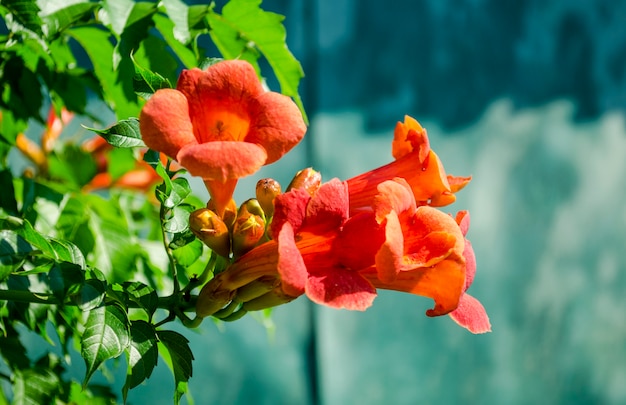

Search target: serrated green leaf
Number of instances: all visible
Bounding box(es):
[123,320,158,401]
[84,118,145,148]
[157,330,193,405]
[133,57,172,99]
[12,367,60,405]
[123,281,158,317]
[81,304,131,386]
[207,0,307,121]
[0,216,86,268]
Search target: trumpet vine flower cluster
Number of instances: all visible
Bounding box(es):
[140,59,490,333]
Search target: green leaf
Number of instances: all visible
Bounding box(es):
[82,194,135,279]
[172,238,202,266]
[123,281,158,317]
[12,367,60,405]
[71,275,107,311]
[0,230,31,281]
[0,169,18,216]
[152,13,197,69]
[157,330,193,405]
[158,177,191,209]
[0,216,86,268]
[123,320,158,401]
[133,57,172,99]
[81,304,131,386]
[106,147,137,181]
[47,261,85,300]
[163,204,192,234]
[40,1,100,39]
[47,143,98,188]
[162,0,210,45]
[68,26,140,120]
[84,118,145,148]
[112,2,158,69]
[207,0,307,120]
[3,0,44,36]
[0,324,30,370]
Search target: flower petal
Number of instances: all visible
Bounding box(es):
[449,293,491,334]
[362,257,465,316]
[139,88,197,159]
[306,267,377,310]
[304,178,349,232]
[277,223,307,297]
[177,141,267,182]
[271,188,311,237]
[335,212,385,270]
[247,91,307,164]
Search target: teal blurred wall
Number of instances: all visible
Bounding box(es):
[125,1,626,404]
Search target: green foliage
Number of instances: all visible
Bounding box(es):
[0,0,306,402]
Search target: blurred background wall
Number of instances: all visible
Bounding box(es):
[122,1,626,404]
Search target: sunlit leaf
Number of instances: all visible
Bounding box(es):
[172,238,202,267]
[68,26,140,120]
[3,0,44,36]
[40,1,99,38]
[84,118,145,148]
[152,13,197,69]
[123,320,158,401]
[162,0,210,45]
[81,304,131,386]
[207,0,306,120]
[157,330,193,405]
[163,204,192,234]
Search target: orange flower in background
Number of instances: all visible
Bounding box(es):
[139,60,307,216]
[347,115,470,213]
[82,136,167,192]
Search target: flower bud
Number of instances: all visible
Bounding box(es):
[234,276,279,302]
[256,178,281,218]
[207,198,237,228]
[286,167,322,196]
[231,203,266,258]
[189,208,231,257]
[241,285,299,311]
